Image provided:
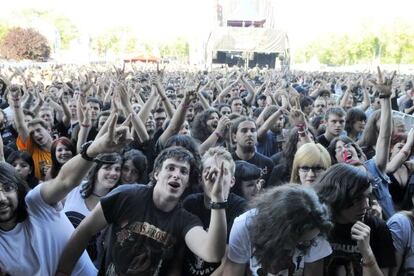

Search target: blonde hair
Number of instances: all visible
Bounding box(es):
[202,146,235,175]
[290,143,331,183]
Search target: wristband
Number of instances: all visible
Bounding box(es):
[209,200,228,209]
[379,94,390,99]
[80,141,94,162]
[81,124,91,128]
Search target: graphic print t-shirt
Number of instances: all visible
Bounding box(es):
[100,184,202,276]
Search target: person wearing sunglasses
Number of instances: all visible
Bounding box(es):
[290,143,331,187]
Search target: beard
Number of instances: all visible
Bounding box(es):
[240,144,255,153]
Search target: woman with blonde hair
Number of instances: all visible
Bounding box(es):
[290,143,331,186]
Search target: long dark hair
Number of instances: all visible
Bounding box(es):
[6,151,38,189]
[0,162,30,224]
[314,163,371,219]
[80,153,123,198]
[249,184,332,273]
[122,149,148,184]
[50,137,75,179]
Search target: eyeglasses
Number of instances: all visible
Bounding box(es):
[335,143,353,153]
[299,166,325,173]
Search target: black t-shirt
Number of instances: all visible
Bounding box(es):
[232,151,274,187]
[100,184,202,276]
[317,134,331,148]
[324,215,396,276]
[181,193,247,276]
[1,125,17,149]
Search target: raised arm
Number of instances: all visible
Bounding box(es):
[41,114,132,206]
[374,67,395,172]
[138,84,159,123]
[153,76,175,118]
[158,88,196,147]
[117,84,149,143]
[8,85,30,141]
[185,160,227,262]
[257,107,285,139]
[386,128,414,173]
[240,74,257,106]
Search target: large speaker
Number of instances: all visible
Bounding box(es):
[248,53,278,68]
[212,51,245,67]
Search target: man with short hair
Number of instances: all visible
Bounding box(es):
[231,116,274,186]
[312,96,327,117]
[8,86,53,180]
[0,114,131,275]
[317,107,346,148]
[153,107,166,129]
[229,96,243,115]
[57,146,228,275]
[181,147,247,276]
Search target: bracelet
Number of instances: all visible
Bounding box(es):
[379,94,390,99]
[81,124,91,128]
[161,97,167,101]
[361,257,376,267]
[209,200,228,209]
[214,131,223,139]
[80,141,94,162]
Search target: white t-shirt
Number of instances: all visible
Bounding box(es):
[228,209,332,276]
[0,183,97,276]
[63,184,91,224]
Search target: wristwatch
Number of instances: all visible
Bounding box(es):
[80,141,94,161]
[209,200,228,209]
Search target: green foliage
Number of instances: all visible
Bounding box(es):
[0,23,10,42]
[295,20,414,65]
[13,8,79,50]
[90,28,123,56]
[159,37,189,59]
[0,27,50,60]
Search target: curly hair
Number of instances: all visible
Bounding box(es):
[191,109,220,142]
[249,184,332,273]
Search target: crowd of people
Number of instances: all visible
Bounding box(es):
[0,62,414,276]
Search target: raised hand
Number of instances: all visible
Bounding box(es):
[370,66,396,98]
[88,114,133,156]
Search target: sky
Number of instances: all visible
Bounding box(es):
[1,0,414,48]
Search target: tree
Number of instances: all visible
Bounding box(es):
[0,27,50,61]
